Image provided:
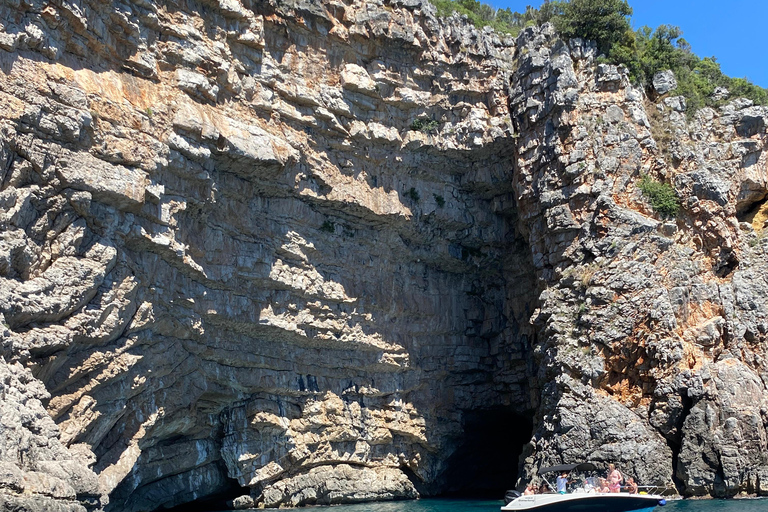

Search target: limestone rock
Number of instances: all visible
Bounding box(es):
[0,361,102,511]
[0,1,527,510]
[55,152,148,211]
[712,87,730,101]
[509,22,768,500]
[340,64,379,97]
[230,495,254,509]
[259,464,418,507]
[653,70,678,95]
[1,0,767,510]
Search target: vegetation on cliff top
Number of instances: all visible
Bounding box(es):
[432,0,541,35]
[433,0,768,110]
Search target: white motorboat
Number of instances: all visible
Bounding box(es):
[501,463,668,512]
[501,491,667,512]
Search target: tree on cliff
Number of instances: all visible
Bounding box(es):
[551,0,633,55]
[434,0,767,109]
[547,0,767,109]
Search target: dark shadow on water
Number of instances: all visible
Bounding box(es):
[212,498,503,512]
[209,497,768,512]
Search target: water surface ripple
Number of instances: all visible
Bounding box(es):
[217,497,768,512]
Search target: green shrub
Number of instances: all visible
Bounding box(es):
[431,0,558,36]
[431,0,768,112]
[611,24,768,112]
[434,194,446,207]
[406,187,420,202]
[320,220,335,233]
[553,0,632,55]
[638,175,679,217]
[410,119,440,133]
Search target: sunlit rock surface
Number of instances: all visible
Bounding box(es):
[0,1,767,511]
[509,27,768,498]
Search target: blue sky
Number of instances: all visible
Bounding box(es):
[492,0,768,88]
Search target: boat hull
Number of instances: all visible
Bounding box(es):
[501,493,664,512]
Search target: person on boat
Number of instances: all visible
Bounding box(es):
[523,483,535,495]
[607,464,623,493]
[597,477,610,493]
[626,476,638,494]
[538,482,550,494]
[556,471,570,494]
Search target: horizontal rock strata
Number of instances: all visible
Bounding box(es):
[0,0,534,510]
[0,0,767,510]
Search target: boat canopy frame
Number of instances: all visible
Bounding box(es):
[536,462,598,492]
[537,462,597,475]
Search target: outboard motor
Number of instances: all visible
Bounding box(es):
[504,490,521,505]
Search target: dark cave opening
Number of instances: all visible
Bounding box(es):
[736,190,768,223]
[670,393,694,496]
[163,470,245,512]
[440,407,534,499]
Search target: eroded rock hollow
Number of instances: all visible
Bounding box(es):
[1,1,767,511]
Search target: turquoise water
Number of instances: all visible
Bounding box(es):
[262,497,768,512]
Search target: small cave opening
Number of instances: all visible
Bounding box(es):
[440,407,534,499]
[665,393,694,496]
[163,469,246,512]
[714,247,739,278]
[737,192,768,230]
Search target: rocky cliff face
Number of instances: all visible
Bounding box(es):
[0,1,535,510]
[508,28,768,497]
[0,1,767,511]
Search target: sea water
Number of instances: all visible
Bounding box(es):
[220,497,768,512]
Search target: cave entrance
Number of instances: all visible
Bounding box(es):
[441,407,534,498]
[163,467,245,512]
[738,192,768,232]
